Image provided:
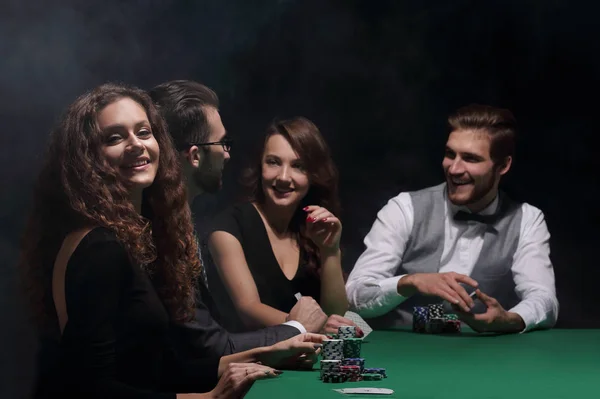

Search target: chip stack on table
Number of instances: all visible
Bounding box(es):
[320,360,341,379]
[412,306,429,333]
[363,368,387,378]
[322,339,344,360]
[320,326,387,383]
[343,338,362,358]
[443,313,461,333]
[413,304,461,334]
[338,326,357,339]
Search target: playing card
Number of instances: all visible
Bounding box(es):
[333,388,394,395]
[344,310,373,338]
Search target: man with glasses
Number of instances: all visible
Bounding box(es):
[149,80,327,358]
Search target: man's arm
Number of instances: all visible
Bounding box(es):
[171,287,301,359]
[345,193,414,318]
[508,204,559,332]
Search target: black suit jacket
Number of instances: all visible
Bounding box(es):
[170,281,300,358]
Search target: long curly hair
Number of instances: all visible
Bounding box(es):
[19,83,201,334]
[241,117,341,275]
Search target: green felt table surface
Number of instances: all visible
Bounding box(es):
[246,329,600,399]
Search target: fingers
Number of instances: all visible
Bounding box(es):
[453,273,479,289]
[289,340,321,354]
[436,285,467,311]
[304,206,340,227]
[475,289,496,306]
[337,316,356,327]
[323,324,338,334]
[300,332,327,343]
[446,279,475,309]
[306,208,332,223]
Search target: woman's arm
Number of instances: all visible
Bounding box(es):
[303,206,349,316]
[208,231,289,328]
[318,248,348,316]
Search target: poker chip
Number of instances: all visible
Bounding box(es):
[413,304,463,334]
[428,303,445,319]
[443,319,461,333]
[343,338,362,358]
[320,359,341,379]
[363,368,387,378]
[322,339,344,360]
[361,373,383,381]
[320,336,387,385]
[338,325,357,339]
[426,317,446,334]
[341,358,365,369]
[412,306,429,333]
[322,371,346,383]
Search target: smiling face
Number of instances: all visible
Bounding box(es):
[97,97,160,194]
[260,133,310,209]
[442,129,510,212]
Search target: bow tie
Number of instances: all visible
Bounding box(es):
[453,211,498,224]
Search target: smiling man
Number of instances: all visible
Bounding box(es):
[346,104,559,333]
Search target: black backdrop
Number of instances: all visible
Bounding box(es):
[2,1,599,397]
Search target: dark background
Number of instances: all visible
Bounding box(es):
[1,0,598,397]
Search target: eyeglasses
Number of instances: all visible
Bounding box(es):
[186,138,233,152]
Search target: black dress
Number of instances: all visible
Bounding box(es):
[36,227,219,398]
[205,202,321,332]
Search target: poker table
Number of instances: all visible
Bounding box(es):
[246,328,600,399]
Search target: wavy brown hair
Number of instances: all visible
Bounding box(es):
[241,117,341,275]
[19,83,201,334]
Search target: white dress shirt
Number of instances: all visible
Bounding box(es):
[346,191,559,332]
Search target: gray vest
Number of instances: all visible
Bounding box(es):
[366,183,523,329]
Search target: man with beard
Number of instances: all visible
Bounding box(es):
[149,80,328,357]
[346,104,558,333]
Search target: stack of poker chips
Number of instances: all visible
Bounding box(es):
[443,313,461,333]
[338,326,357,339]
[322,339,344,360]
[320,360,341,379]
[412,304,462,334]
[343,338,362,358]
[363,368,387,380]
[320,326,387,383]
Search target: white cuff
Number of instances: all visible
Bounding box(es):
[508,303,536,333]
[379,274,409,300]
[283,320,307,334]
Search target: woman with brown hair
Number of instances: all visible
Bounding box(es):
[206,117,357,334]
[20,84,322,399]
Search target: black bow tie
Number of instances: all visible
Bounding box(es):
[453,211,498,224]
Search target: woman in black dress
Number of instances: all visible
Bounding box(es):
[207,117,358,334]
[19,84,320,399]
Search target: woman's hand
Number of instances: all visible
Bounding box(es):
[258,332,326,370]
[209,362,280,399]
[320,314,364,337]
[304,206,342,251]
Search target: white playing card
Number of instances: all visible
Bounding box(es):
[343,310,373,338]
[333,388,394,395]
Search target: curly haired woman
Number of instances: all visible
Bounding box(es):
[20,84,322,399]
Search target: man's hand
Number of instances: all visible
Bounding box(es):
[287,297,327,333]
[258,333,326,370]
[398,272,478,312]
[319,314,364,337]
[455,290,526,333]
